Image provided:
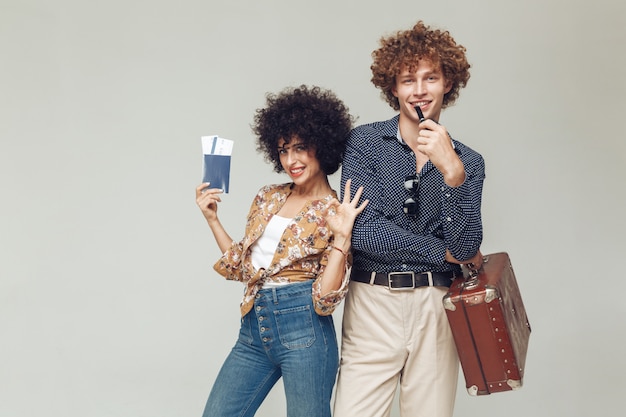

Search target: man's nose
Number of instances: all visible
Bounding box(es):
[414,80,426,95]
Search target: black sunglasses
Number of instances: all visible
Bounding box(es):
[403,174,420,217]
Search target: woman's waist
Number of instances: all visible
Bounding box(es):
[256,279,314,299]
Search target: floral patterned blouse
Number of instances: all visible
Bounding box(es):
[214,183,351,317]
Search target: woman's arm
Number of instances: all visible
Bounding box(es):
[317,179,368,295]
[195,183,233,253]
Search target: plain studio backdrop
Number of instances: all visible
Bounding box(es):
[1,0,625,416]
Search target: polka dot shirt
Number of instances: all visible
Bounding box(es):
[340,115,485,274]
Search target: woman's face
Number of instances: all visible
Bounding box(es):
[277,137,325,186]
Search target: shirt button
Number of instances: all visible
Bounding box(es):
[262,337,269,342]
[446,217,452,222]
[260,327,266,332]
[256,306,262,312]
[259,316,264,321]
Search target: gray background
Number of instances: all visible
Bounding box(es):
[1,0,625,416]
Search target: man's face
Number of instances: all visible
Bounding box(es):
[392,60,452,123]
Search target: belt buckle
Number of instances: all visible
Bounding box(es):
[387,271,415,291]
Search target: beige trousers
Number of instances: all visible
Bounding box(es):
[333,281,459,417]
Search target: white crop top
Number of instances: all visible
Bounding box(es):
[250,214,291,272]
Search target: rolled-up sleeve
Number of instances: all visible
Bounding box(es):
[213,240,245,281]
[312,247,352,316]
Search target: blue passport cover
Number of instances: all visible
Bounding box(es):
[202,154,231,193]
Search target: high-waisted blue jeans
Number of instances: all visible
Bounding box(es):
[201,280,339,417]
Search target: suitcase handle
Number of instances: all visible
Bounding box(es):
[463,255,488,289]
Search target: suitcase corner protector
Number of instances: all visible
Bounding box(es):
[442,295,456,311]
[507,378,523,390]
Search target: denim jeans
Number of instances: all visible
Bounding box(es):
[202,280,339,417]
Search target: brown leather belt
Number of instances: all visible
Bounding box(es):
[350,269,455,290]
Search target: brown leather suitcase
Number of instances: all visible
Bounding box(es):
[443,252,531,395]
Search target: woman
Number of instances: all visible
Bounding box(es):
[195,85,367,417]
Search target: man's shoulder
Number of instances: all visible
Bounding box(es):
[452,139,485,165]
[453,139,481,155]
[350,116,398,143]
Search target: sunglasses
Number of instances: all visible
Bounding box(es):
[403,174,420,217]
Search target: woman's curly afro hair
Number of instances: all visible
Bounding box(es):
[253,85,354,175]
[371,20,471,111]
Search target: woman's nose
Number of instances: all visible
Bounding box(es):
[284,149,297,165]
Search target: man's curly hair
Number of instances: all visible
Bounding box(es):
[253,85,354,175]
[371,20,470,111]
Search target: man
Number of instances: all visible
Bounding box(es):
[334,21,485,417]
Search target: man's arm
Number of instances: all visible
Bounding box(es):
[416,120,485,262]
[440,144,485,262]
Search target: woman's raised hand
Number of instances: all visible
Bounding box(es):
[195,183,223,224]
[324,179,368,243]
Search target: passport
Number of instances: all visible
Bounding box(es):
[201,135,234,193]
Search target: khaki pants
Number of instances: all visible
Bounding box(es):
[333,281,459,417]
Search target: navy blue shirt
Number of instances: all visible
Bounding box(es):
[340,115,485,274]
